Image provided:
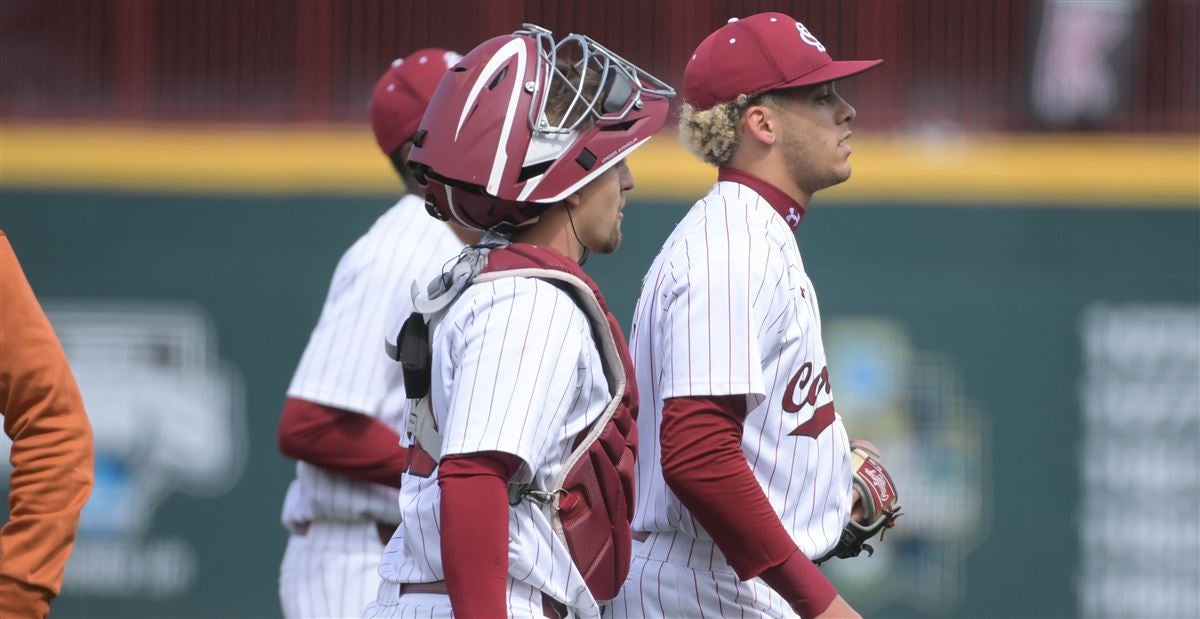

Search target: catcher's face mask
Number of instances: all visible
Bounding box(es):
[522,24,675,134]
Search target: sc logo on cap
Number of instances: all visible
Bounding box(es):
[795,22,826,53]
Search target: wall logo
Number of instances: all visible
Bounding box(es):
[823,318,988,613]
[1078,304,1199,618]
[0,302,248,598]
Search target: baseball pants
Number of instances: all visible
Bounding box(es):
[365,578,569,618]
[279,521,391,618]
[607,532,800,619]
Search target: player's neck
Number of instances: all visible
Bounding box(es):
[727,153,812,207]
[512,213,584,263]
[446,223,481,246]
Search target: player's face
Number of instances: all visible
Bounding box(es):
[772,82,857,195]
[574,159,635,254]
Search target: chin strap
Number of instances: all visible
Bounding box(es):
[563,203,592,266]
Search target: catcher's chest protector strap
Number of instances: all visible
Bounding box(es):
[391,243,639,602]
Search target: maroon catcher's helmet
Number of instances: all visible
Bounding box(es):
[407,24,675,232]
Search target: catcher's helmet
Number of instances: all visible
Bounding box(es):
[408,24,674,232]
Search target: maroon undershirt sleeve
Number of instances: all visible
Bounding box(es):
[276,396,407,488]
[438,451,522,618]
[660,395,837,617]
[759,547,839,618]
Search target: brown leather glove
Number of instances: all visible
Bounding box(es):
[816,443,902,564]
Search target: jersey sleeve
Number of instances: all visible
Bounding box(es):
[656,217,778,403]
[437,277,589,473]
[0,233,94,607]
[287,210,457,416]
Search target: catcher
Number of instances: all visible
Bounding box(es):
[609,12,900,619]
[364,23,673,619]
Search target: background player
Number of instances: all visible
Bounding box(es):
[364,25,672,619]
[275,48,472,619]
[0,231,94,619]
[611,12,889,619]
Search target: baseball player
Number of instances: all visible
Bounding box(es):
[275,48,472,619]
[363,25,672,619]
[610,13,899,619]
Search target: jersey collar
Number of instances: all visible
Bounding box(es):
[717,168,807,231]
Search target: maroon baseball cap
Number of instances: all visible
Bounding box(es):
[369,48,461,156]
[683,13,882,109]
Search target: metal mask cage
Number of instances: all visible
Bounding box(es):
[517,23,675,135]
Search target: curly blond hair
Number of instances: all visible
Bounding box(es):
[679,93,782,167]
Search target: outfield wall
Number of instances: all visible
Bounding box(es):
[1,127,1197,618]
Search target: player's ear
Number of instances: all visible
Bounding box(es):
[742,103,777,147]
[564,192,583,209]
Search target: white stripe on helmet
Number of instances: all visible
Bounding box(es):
[453,37,528,197]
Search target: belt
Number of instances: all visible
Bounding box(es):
[292,521,398,546]
[400,581,568,619]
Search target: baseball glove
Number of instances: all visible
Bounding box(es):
[816,442,902,564]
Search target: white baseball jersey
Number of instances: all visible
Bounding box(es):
[367,276,610,619]
[279,194,464,619]
[613,179,854,616]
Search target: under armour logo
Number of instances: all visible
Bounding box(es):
[795,22,826,53]
[786,208,802,226]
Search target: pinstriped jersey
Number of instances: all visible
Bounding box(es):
[281,194,465,526]
[629,180,855,562]
[378,276,610,618]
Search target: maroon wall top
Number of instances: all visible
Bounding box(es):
[1,0,1194,131]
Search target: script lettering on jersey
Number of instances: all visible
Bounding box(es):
[782,362,837,438]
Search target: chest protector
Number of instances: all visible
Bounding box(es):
[387,242,639,601]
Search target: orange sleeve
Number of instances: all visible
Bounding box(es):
[0,231,95,618]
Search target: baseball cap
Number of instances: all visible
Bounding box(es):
[368,48,462,156]
[683,12,882,109]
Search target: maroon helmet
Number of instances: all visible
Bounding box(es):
[407,24,675,232]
